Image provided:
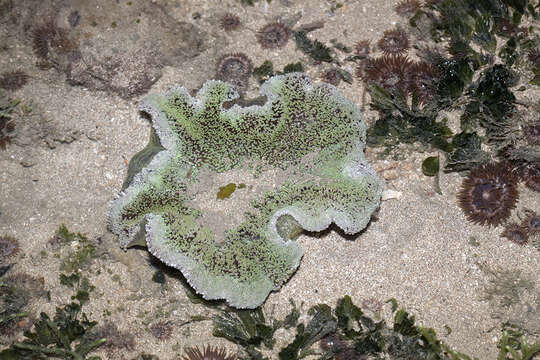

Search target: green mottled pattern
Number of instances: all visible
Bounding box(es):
[108,73,382,308]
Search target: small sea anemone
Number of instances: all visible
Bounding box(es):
[182,345,236,360]
[219,13,241,32]
[68,10,81,28]
[322,68,341,86]
[362,297,383,313]
[355,58,370,80]
[32,21,54,59]
[0,274,45,337]
[320,333,346,352]
[256,22,290,49]
[409,61,440,102]
[521,209,540,234]
[0,235,19,260]
[0,101,15,150]
[31,19,75,60]
[336,348,364,360]
[354,40,371,57]
[395,0,421,17]
[457,162,519,227]
[528,48,540,66]
[520,163,540,192]
[501,223,529,245]
[494,17,518,36]
[149,320,173,341]
[362,55,413,93]
[377,27,409,55]
[215,53,253,95]
[523,122,540,146]
[92,322,136,352]
[0,115,16,150]
[0,71,29,91]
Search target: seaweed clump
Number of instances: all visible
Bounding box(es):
[0,272,46,339]
[49,225,100,273]
[212,295,540,359]
[361,0,540,175]
[0,273,105,359]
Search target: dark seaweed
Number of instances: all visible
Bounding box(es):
[0,274,104,359]
[364,0,539,173]
[213,295,540,359]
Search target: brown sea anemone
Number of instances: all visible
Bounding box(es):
[149,321,173,341]
[32,21,54,59]
[322,68,341,86]
[256,22,290,49]
[31,19,75,59]
[0,115,16,150]
[220,13,241,32]
[377,27,409,55]
[182,345,236,360]
[355,57,370,80]
[395,0,421,17]
[0,71,29,91]
[92,322,136,352]
[523,122,540,146]
[215,53,253,95]
[68,10,81,28]
[528,48,540,66]
[457,162,519,227]
[501,223,529,245]
[362,297,383,313]
[320,335,364,360]
[0,235,19,260]
[520,163,540,192]
[521,209,540,234]
[354,40,371,57]
[320,333,346,352]
[494,17,518,36]
[409,61,440,102]
[362,55,413,93]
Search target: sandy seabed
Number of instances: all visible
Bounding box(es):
[0,0,538,359]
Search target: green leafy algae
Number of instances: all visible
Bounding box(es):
[217,183,237,200]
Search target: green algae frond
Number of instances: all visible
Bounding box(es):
[108,73,382,308]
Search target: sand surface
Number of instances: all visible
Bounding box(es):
[0,0,538,359]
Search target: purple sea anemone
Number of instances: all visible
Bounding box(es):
[182,345,236,360]
[256,23,290,49]
[220,13,241,32]
[457,162,519,227]
[501,223,529,245]
[377,27,409,55]
[215,53,253,95]
[362,55,413,93]
[395,0,421,17]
